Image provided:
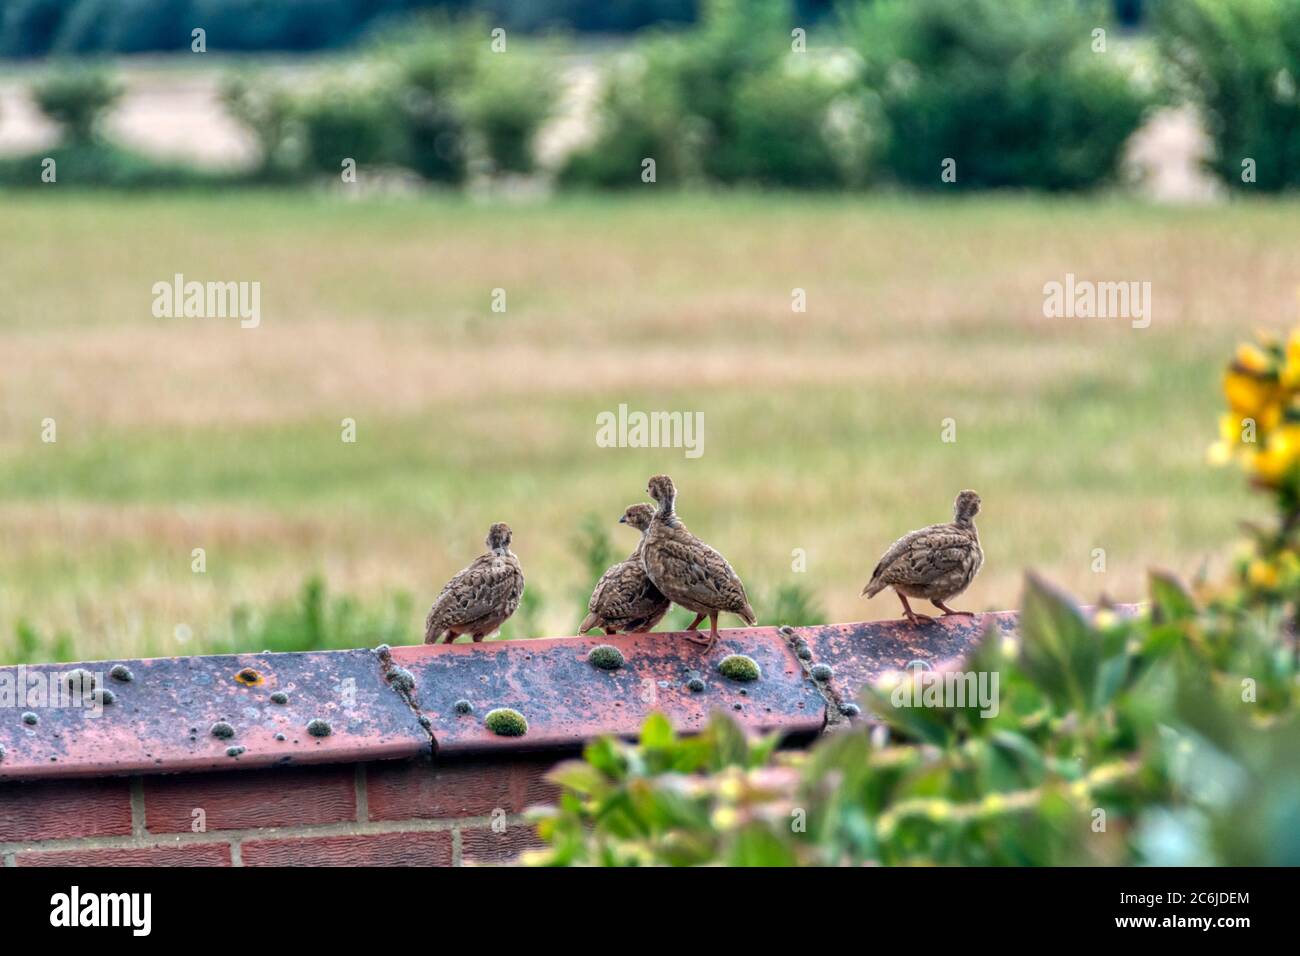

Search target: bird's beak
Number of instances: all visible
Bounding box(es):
[618,514,627,524]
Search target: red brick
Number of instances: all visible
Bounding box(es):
[461,825,545,865]
[144,765,357,833]
[16,843,232,867]
[366,754,560,822]
[0,778,133,842]
[240,830,452,867]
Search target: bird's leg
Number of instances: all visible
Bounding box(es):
[898,593,934,626]
[932,600,974,618]
[696,613,719,652]
[605,627,617,636]
[683,613,712,646]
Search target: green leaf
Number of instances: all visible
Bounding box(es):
[640,711,676,750]
[1019,572,1099,713]
[1149,569,1197,624]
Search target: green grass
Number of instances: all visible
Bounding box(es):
[0,190,1280,663]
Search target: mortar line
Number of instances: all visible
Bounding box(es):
[129,776,147,836]
[0,811,532,857]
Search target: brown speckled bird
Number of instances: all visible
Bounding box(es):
[424,522,525,644]
[641,474,757,651]
[862,490,984,626]
[578,503,672,636]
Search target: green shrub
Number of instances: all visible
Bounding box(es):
[564,0,852,188]
[461,51,557,175]
[849,0,1152,190]
[1156,0,1300,191]
[296,79,404,177]
[387,23,477,184]
[0,142,224,189]
[730,59,867,188]
[31,66,122,142]
[219,74,302,180]
[559,41,701,188]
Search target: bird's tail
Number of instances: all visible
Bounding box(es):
[577,611,600,635]
[739,602,758,627]
[861,577,887,599]
[424,610,444,644]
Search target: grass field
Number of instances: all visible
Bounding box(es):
[0,190,1289,664]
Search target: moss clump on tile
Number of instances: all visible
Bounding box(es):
[307,718,332,738]
[717,654,761,682]
[840,702,861,717]
[64,668,96,693]
[418,715,432,730]
[810,663,833,682]
[373,643,392,661]
[795,642,813,660]
[21,711,38,726]
[779,625,796,637]
[210,721,235,739]
[484,708,528,737]
[94,688,116,706]
[587,644,625,671]
[226,746,246,757]
[386,667,416,693]
[686,677,706,692]
[109,664,133,682]
[274,733,286,742]
[453,698,473,715]
[270,691,289,705]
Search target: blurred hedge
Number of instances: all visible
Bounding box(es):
[561,0,868,189]
[849,0,1154,191]
[1156,0,1300,192]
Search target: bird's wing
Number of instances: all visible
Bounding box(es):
[649,529,750,613]
[591,559,665,623]
[877,525,974,587]
[426,554,523,631]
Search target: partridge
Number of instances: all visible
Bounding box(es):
[641,474,757,651]
[424,522,525,644]
[862,490,984,626]
[578,503,672,635]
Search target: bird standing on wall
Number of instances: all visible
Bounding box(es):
[862,490,984,626]
[641,474,757,651]
[424,522,525,644]
[578,503,672,635]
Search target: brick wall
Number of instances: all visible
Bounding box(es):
[0,615,1014,866]
[1,753,562,867]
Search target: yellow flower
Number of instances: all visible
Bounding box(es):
[1282,329,1300,389]
[1248,559,1279,589]
[1252,424,1300,485]
[1235,342,1273,375]
[1223,370,1280,431]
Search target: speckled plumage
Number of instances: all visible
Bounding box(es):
[424,522,525,644]
[579,504,672,635]
[641,475,757,651]
[863,490,983,625]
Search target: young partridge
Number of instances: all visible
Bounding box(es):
[862,490,984,626]
[579,503,672,635]
[424,522,525,644]
[641,474,757,651]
